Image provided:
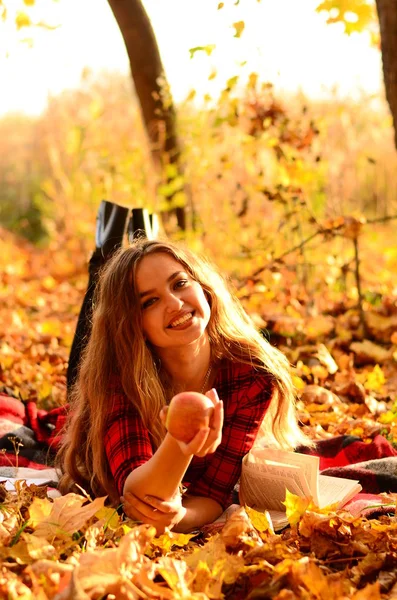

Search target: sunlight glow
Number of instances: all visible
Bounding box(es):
[0,0,383,117]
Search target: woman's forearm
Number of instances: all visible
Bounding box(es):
[173,495,223,533]
[123,433,192,501]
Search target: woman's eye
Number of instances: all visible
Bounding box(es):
[174,279,188,289]
[142,298,157,309]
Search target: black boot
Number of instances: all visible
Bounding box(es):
[127,207,159,241]
[66,200,129,394]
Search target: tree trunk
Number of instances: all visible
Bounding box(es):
[376,0,397,150]
[107,0,186,229]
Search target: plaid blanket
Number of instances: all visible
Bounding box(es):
[0,393,66,469]
[297,435,397,495]
[1,392,397,514]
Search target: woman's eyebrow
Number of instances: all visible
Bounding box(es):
[139,271,186,298]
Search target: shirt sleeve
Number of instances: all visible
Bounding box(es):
[185,365,274,509]
[104,388,154,497]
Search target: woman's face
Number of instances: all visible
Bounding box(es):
[135,252,211,350]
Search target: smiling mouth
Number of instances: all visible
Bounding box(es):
[168,311,194,328]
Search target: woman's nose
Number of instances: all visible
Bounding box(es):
[165,292,183,311]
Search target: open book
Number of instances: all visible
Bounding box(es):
[239,447,362,531]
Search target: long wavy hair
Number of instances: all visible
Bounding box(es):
[58,238,311,503]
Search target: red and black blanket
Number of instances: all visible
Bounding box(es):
[1,391,397,515]
[0,392,66,470]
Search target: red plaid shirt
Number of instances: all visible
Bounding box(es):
[104,359,274,509]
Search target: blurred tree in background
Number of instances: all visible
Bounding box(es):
[107,0,187,229]
[316,0,397,150]
[0,0,396,254]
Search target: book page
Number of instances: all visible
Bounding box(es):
[247,448,320,505]
[240,457,311,511]
[318,475,362,508]
[263,460,312,498]
[267,510,290,531]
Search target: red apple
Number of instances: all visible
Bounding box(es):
[165,391,214,444]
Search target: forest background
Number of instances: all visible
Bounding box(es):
[1,0,397,598]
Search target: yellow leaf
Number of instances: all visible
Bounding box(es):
[37,380,52,401]
[316,0,376,35]
[232,20,245,38]
[23,0,35,5]
[15,11,31,29]
[72,528,156,597]
[185,89,196,102]
[165,163,178,179]
[29,497,53,527]
[7,534,55,565]
[95,506,120,531]
[88,98,103,119]
[41,275,56,291]
[121,523,134,535]
[32,493,106,539]
[171,191,186,208]
[248,72,258,89]
[190,560,220,596]
[282,489,311,527]
[208,68,217,80]
[292,375,306,391]
[152,530,196,553]
[364,364,386,392]
[311,365,329,381]
[66,126,82,156]
[245,506,274,533]
[226,75,239,90]
[156,556,191,597]
[378,411,396,425]
[217,2,224,8]
[37,320,62,337]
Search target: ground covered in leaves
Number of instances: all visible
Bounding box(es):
[1,226,397,599]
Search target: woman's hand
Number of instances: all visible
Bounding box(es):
[161,388,224,458]
[121,491,186,535]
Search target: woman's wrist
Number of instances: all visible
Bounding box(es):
[123,433,193,502]
[173,495,223,533]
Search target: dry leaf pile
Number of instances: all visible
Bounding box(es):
[1,227,397,599]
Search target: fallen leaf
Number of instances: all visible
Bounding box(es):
[350,340,391,364]
[352,581,381,599]
[32,494,106,539]
[7,533,55,564]
[245,506,275,534]
[282,490,311,527]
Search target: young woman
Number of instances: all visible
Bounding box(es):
[58,239,310,533]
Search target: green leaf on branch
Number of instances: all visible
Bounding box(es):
[189,44,216,59]
[226,75,239,91]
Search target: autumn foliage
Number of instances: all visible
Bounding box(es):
[1,6,397,594]
[0,203,396,597]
